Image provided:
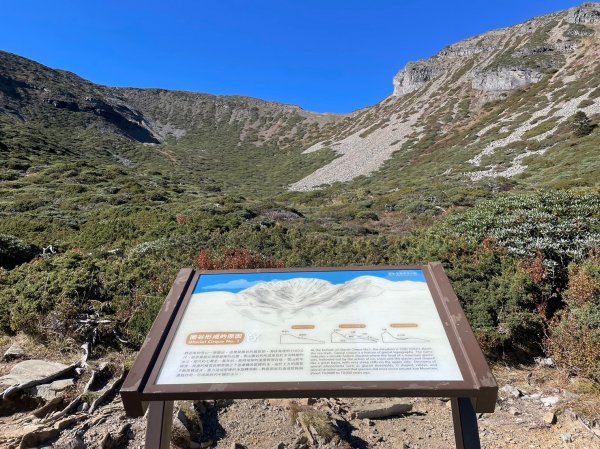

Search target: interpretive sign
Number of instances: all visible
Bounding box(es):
[157,269,463,385]
[121,264,497,449]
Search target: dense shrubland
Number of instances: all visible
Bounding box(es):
[1,176,598,381]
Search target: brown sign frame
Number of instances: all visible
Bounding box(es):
[121,263,497,421]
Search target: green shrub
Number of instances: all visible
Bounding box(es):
[355,211,379,221]
[571,111,595,137]
[546,259,600,382]
[0,234,37,269]
[522,118,558,139]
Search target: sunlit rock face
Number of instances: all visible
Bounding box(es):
[392,61,445,96]
[567,3,600,24]
[471,68,544,92]
[438,45,490,58]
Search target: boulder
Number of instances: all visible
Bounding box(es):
[171,401,203,448]
[543,411,557,425]
[52,434,85,449]
[500,385,523,398]
[2,343,26,362]
[352,401,412,419]
[0,360,70,388]
[27,378,74,401]
[19,428,60,448]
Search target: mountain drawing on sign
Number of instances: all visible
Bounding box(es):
[226,276,428,325]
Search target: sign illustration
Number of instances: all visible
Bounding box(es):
[156,269,463,385]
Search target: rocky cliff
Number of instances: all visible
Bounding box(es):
[290,3,600,191]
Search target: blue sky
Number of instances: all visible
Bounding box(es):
[194,269,426,293]
[2,1,583,113]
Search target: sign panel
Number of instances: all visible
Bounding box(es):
[156,269,463,385]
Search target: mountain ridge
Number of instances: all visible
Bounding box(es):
[290,2,600,190]
[1,2,599,198]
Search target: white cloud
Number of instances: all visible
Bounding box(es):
[201,278,262,291]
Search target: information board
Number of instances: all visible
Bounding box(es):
[121,265,498,449]
[155,269,463,385]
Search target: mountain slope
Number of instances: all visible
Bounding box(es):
[1,3,599,201]
[0,50,340,146]
[0,50,345,195]
[289,3,600,191]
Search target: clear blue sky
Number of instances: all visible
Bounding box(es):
[195,269,426,293]
[1,0,583,113]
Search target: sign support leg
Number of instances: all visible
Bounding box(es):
[145,401,174,449]
[451,397,481,449]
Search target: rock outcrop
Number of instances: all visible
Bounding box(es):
[471,68,544,92]
[392,61,445,96]
[567,3,600,23]
[291,3,600,190]
[438,44,491,58]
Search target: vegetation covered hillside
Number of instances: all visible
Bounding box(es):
[0,2,599,390]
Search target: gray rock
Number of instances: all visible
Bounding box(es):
[2,343,26,362]
[171,415,192,448]
[561,433,574,443]
[439,44,490,58]
[19,427,60,448]
[52,434,85,449]
[508,407,521,416]
[500,385,523,398]
[352,401,412,419]
[100,433,116,449]
[534,357,555,367]
[27,378,74,401]
[393,61,445,96]
[472,68,544,92]
[565,26,594,37]
[175,401,203,435]
[170,402,204,447]
[562,390,580,400]
[568,5,600,24]
[541,396,560,407]
[0,360,69,387]
[524,393,541,401]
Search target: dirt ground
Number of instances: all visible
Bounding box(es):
[0,338,598,449]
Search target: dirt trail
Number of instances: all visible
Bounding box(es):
[1,360,599,449]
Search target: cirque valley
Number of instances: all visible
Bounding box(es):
[1,3,599,448]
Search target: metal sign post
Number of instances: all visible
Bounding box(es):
[121,264,497,449]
